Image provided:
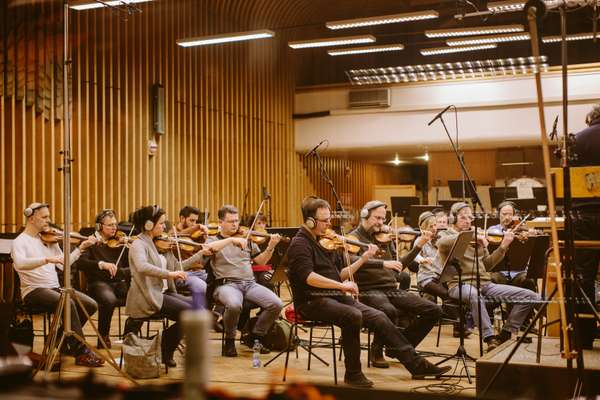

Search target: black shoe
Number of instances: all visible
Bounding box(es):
[370,343,389,369]
[453,323,472,338]
[164,357,177,368]
[407,358,451,380]
[497,330,511,344]
[97,335,111,349]
[485,336,501,352]
[344,371,374,388]
[222,339,237,357]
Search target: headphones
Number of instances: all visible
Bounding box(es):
[448,202,469,225]
[302,196,321,229]
[360,200,386,219]
[144,205,160,231]
[497,200,517,217]
[418,211,435,229]
[95,209,115,231]
[24,202,48,218]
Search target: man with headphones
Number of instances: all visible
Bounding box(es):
[287,197,450,387]
[437,202,540,351]
[486,201,537,293]
[76,209,131,349]
[11,202,104,367]
[348,201,442,369]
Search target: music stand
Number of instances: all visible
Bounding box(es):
[489,187,518,209]
[448,180,477,200]
[438,200,456,212]
[390,196,419,225]
[409,205,439,228]
[437,230,477,383]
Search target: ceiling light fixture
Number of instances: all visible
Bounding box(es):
[420,44,497,56]
[392,154,402,166]
[289,34,376,49]
[69,0,152,10]
[425,24,524,38]
[177,29,275,47]
[328,43,404,56]
[447,32,530,46]
[542,32,599,43]
[347,56,548,85]
[486,0,526,13]
[326,10,439,30]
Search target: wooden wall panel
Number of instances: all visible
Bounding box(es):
[428,149,497,188]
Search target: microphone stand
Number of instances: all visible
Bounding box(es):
[313,149,345,215]
[433,110,485,357]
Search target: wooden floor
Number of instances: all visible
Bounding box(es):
[29,290,494,398]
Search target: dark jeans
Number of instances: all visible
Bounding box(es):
[422,279,450,300]
[360,288,442,348]
[159,293,192,357]
[24,287,97,355]
[572,209,600,349]
[87,281,127,337]
[299,296,417,375]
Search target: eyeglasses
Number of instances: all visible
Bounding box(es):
[315,217,332,223]
[103,223,118,228]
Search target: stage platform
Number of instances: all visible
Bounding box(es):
[477,337,600,399]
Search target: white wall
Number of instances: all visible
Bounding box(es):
[294,70,600,154]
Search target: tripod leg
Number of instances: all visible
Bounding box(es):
[33,293,66,377]
[44,333,67,377]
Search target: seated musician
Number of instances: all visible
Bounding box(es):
[205,205,283,357]
[77,209,131,349]
[486,201,537,292]
[434,208,449,230]
[125,205,234,367]
[169,205,211,306]
[349,201,442,369]
[11,202,104,367]
[287,197,450,388]
[437,202,540,351]
[244,212,277,292]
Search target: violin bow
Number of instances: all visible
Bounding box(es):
[114,224,135,269]
[339,228,358,301]
[245,188,269,251]
[172,224,185,271]
[394,213,400,263]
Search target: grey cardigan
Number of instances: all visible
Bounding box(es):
[126,234,204,318]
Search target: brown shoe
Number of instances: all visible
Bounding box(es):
[75,351,103,367]
[485,336,501,352]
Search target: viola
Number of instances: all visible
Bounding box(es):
[233,226,290,245]
[318,228,379,255]
[40,228,88,245]
[374,227,435,244]
[153,234,207,254]
[104,231,136,248]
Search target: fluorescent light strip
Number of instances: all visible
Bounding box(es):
[326,10,439,30]
[447,32,530,46]
[288,34,375,49]
[487,0,526,13]
[425,24,524,38]
[70,0,151,10]
[420,44,497,56]
[542,32,599,43]
[328,44,404,56]
[177,29,274,47]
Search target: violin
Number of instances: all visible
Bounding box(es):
[40,228,88,245]
[104,231,136,248]
[318,229,379,255]
[153,234,207,254]
[233,226,290,245]
[374,227,422,244]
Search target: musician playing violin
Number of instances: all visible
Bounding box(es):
[11,202,104,367]
[348,201,442,369]
[205,205,283,357]
[76,209,131,348]
[287,197,450,387]
[486,201,537,293]
[437,202,540,352]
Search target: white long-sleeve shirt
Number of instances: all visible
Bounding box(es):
[11,232,81,298]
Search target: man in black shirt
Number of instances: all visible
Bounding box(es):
[571,104,600,349]
[287,197,450,388]
[349,201,441,368]
[77,209,130,348]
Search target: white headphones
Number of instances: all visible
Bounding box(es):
[448,202,469,225]
[144,205,160,231]
[360,200,386,219]
[24,202,48,218]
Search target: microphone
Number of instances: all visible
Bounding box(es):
[427,105,453,126]
[303,140,327,158]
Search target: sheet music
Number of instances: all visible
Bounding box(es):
[0,238,13,255]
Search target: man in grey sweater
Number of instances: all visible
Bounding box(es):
[437,202,541,351]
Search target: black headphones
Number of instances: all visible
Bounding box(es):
[24,202,48,218]
[144,205,161,231]
[95,209,115,231]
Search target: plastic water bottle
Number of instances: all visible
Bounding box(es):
[252,339,261,368]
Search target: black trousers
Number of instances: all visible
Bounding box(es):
[360,288,442,348]
[24,287,97,354]
[572,208,600,349]
[158,293,192,357]
[299,296,417,375]
[87,281,127,337]
[422,279,450,300]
